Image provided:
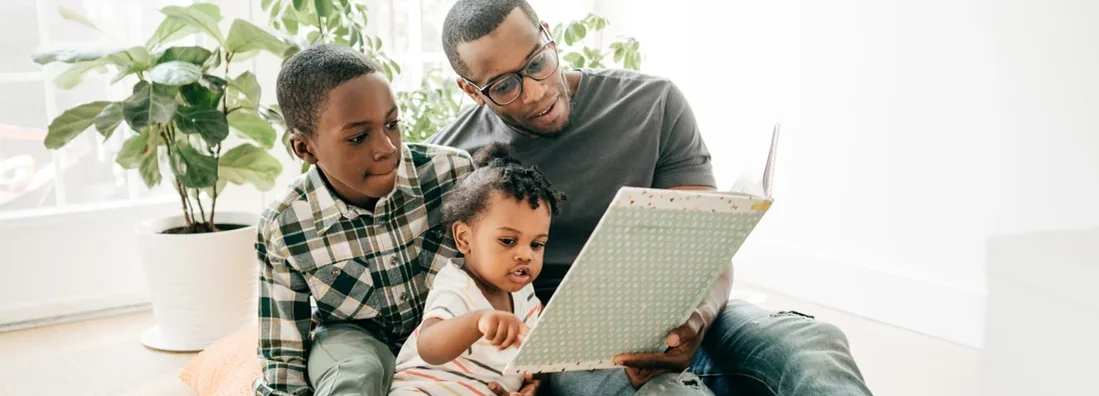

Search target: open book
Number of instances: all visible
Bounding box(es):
[504,124,781,375]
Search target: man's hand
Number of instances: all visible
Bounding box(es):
[614,311,706,389]
[488,373,543,396]
[478,311,529,350]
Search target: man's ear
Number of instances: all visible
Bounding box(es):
[289,132,318,164]
[452,220,473,254]
[456,78,486,106]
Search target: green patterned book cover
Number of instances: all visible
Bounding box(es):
[505,125,781,375]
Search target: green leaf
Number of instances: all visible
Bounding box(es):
[123,81,179,130]
[307,30,321,44]
[225,19,288,55]
[181,75,227,109]
[116,127,159,169]
[262,0,275,10]
[139,150,162,187]
[552,24,565,42]
[148,19,196,48]
[573,23,587,41]
[628,39,640,52]
[315,0,334,19]
[228,112,277,149]
[157,46,213,65]
[161,3,225,44]
[562,52,585,69]
[228,72,261,109]
[58,6,106,35]
[390,59,402,75]
[173,145,219,188]
[564,26,577,46]
[94,102,124,139]
[53,59,108,90]
[150,61,202,86]
[32,44,128,65]
[293,0,307,11]
[282,16,299,34]
[583,47,600,60]
[105,46,155,83]
[148,3,221,48]
[218,144,283,190]
[175,105,229,146]
[44,101,111,149]
[382,62,394,81]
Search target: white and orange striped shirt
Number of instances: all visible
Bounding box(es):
[390,259,542,396]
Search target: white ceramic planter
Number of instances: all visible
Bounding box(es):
[135,211,260,352]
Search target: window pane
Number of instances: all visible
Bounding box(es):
[0,82,53,212]
[420,0,455,54]
[0,0,41,74]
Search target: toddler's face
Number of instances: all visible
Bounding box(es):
[457,191,551,293]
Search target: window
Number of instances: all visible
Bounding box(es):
[0,0,188,215]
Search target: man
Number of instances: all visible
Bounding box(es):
[429,1,875,395]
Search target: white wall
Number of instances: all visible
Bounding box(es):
[597,0,1098,348]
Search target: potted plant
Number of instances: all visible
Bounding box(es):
[34,3,287,351]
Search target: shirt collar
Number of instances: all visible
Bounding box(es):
[307,144,423,234]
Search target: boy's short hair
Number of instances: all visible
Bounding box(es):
[276,44,381,135]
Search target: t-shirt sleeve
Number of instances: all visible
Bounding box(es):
[652,82,717,189]
[422,285,474,321]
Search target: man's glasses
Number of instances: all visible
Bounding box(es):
[463,26,560,106]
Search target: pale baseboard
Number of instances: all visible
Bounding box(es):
[734,243,986,348]
[0,292,151,333]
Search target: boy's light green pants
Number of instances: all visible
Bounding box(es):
[307,323,396,396]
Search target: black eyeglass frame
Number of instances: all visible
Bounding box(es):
[461,25,560,106]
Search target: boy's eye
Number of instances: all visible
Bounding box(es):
[499,238,516,246]
[531,242,546,250]
[385,120,401,131]
[347,133,367,144]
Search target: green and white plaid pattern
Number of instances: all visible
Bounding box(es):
[255,143,474,396]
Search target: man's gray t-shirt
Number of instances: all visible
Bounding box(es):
[429,69,715,300]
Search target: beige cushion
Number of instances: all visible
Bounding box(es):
[179,325,262,396]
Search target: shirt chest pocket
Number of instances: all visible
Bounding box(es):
[306,258,387,320]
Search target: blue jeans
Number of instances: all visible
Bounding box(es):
[547,300,873,396]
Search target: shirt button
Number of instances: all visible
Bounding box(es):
[330,267,340,275]
[400,292,409,302]
[390,257,399,266]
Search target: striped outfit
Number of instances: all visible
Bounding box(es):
[390,260,542,395]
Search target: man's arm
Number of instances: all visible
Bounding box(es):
[256,225,314,396]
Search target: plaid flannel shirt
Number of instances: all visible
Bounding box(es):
[255,143,474,396]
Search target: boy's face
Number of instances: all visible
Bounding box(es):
[454,192,551,293]
[292,73,403,207]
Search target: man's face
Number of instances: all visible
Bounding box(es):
[291,73,403,207]
[456,9,572,136]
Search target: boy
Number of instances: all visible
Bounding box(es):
[255,44,474,396]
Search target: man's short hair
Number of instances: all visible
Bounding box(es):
[276,44,381,135]
[442,0,541,78]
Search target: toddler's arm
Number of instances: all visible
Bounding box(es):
[417,310,528,365]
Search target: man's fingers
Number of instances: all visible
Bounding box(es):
[518,377,541,395]
[615,352,675,369]
[667,318,703,348]
[487,381,509,396]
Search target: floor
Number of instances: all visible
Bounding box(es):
[0,285,982,396]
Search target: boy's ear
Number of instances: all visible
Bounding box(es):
[452,221,472,254]
[456,78,486,106]
[289,132,318,164]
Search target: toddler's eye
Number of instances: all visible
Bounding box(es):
[499,238,516,246]
[531,242,546,250]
